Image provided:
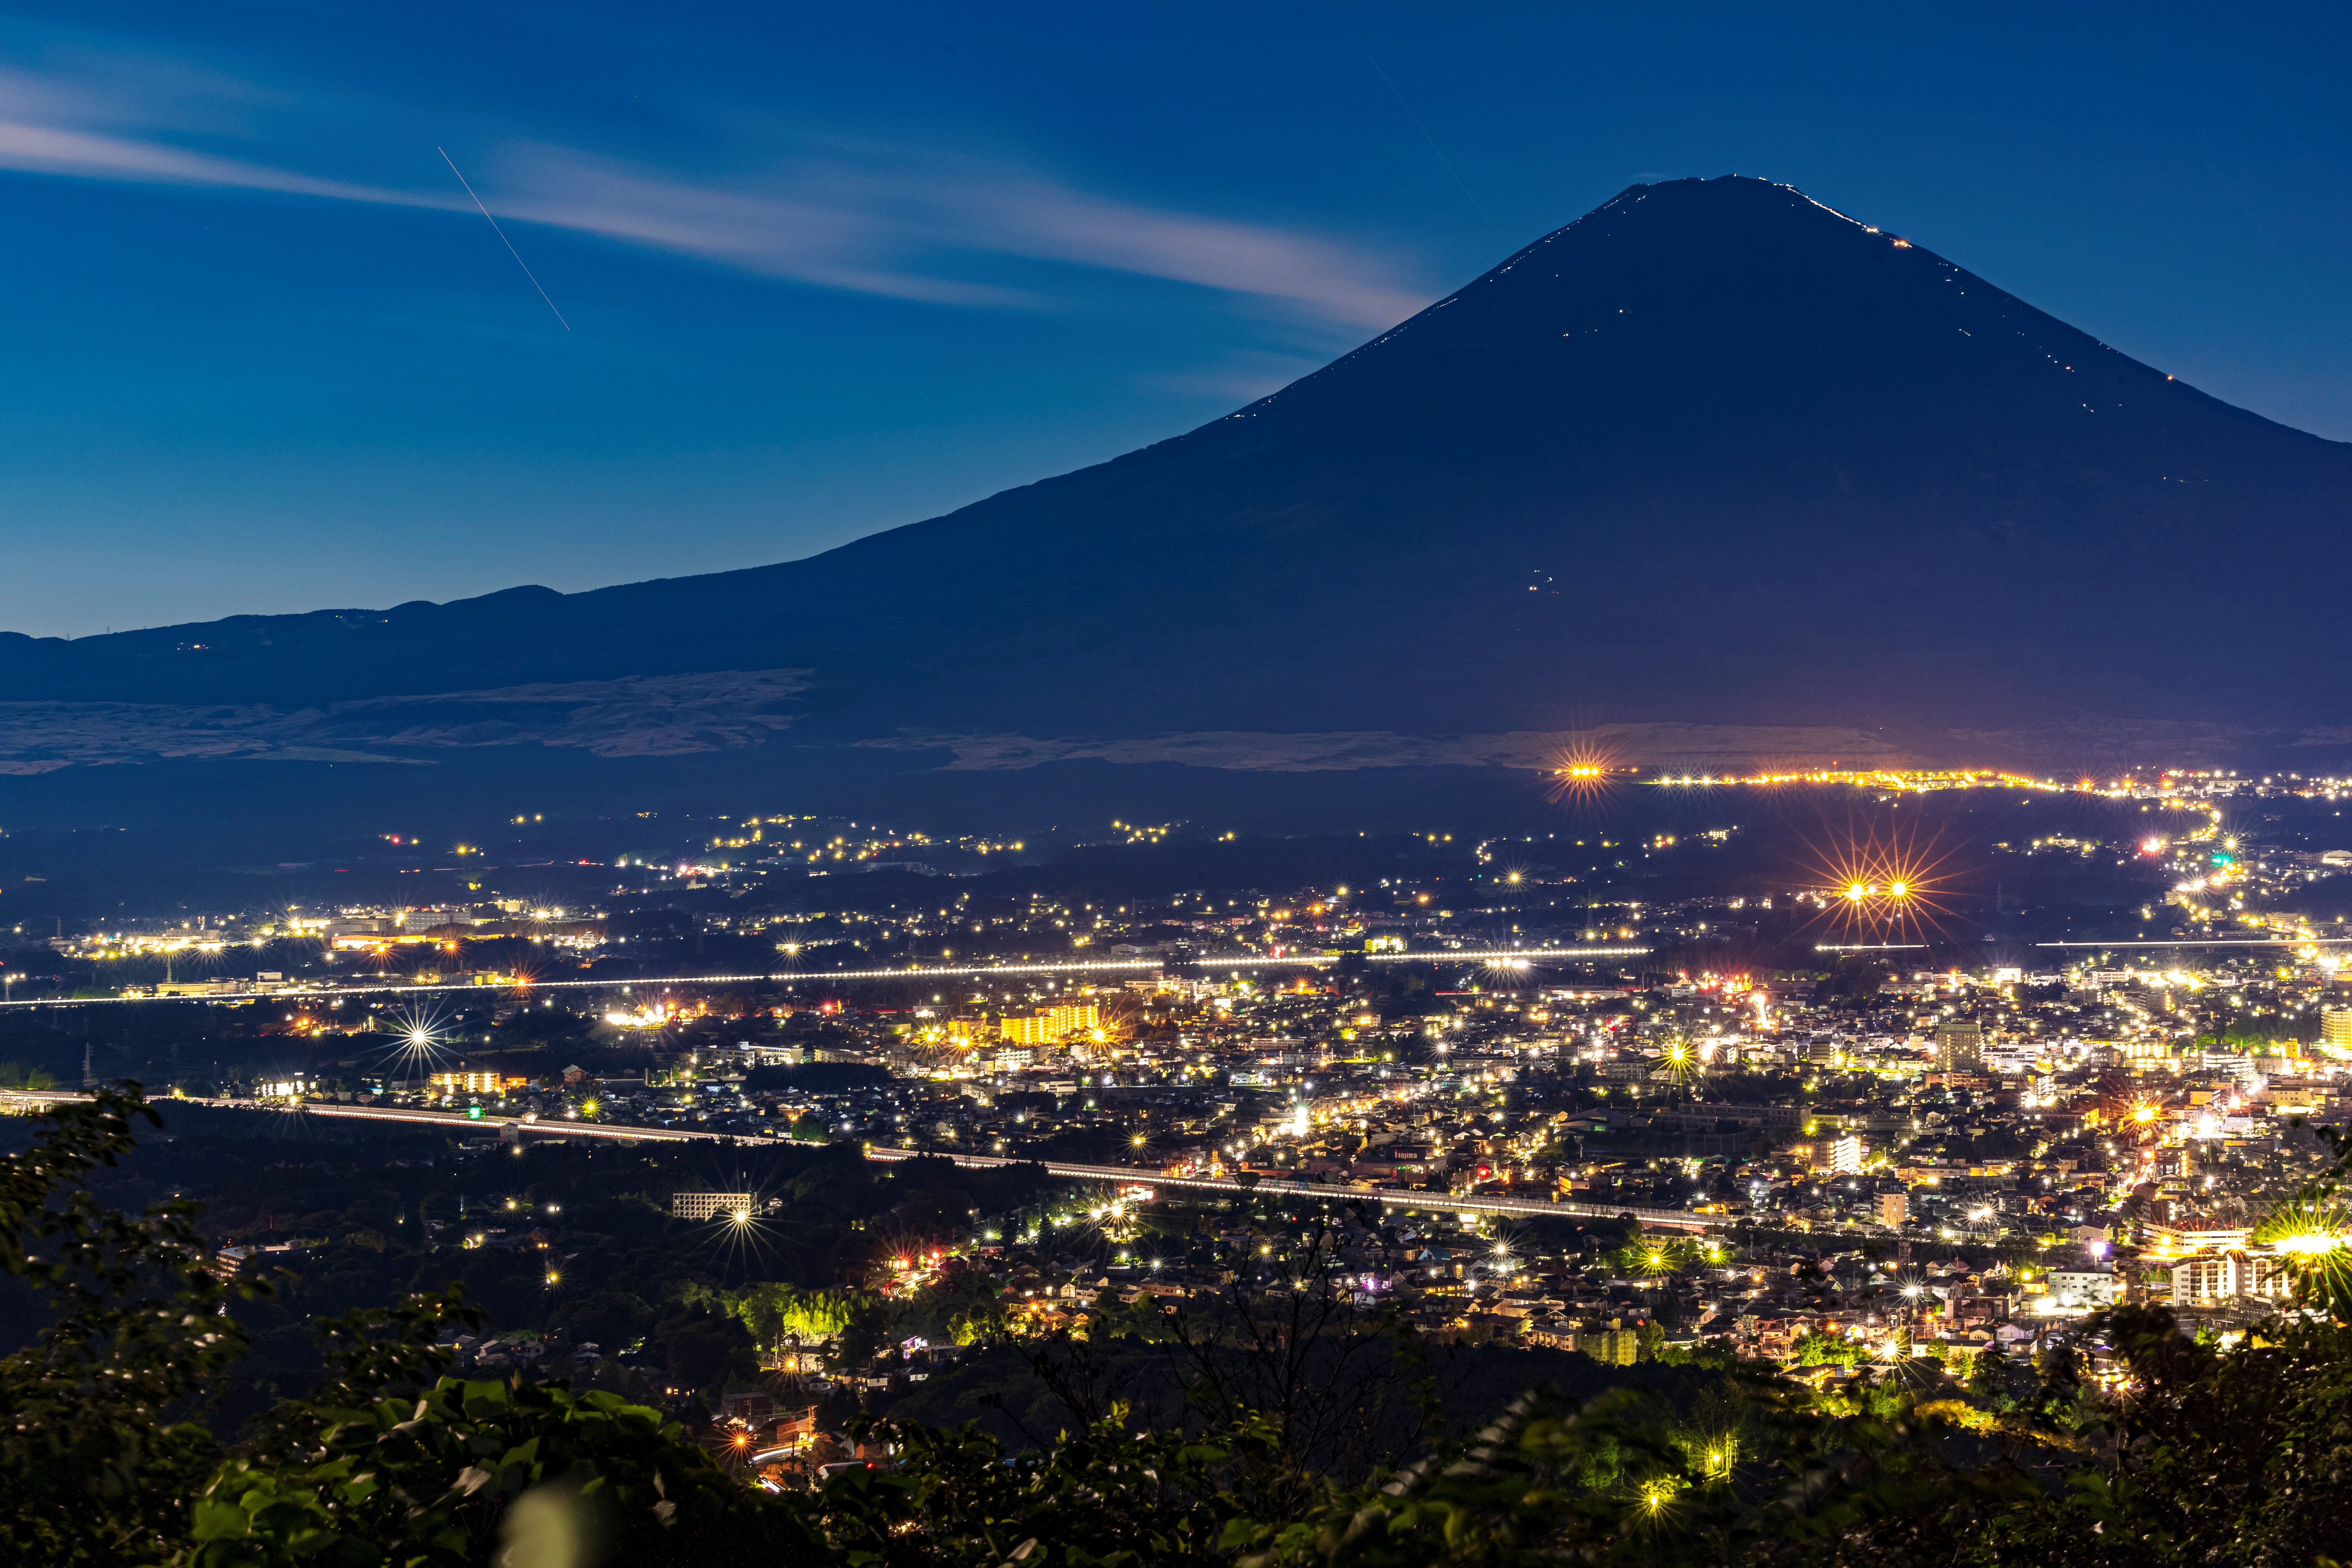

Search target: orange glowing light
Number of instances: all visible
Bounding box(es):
[1546,735,1624,807]
[1806,820,1955,940]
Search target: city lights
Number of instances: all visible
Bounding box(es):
[16,760,2352,1476]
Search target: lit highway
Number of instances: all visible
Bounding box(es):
[2033,937,2352,948]
[0,946,1650,1010]
[859,1145,1716,1232]
[0,1090,1715,1233]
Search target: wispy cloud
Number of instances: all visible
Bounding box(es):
[0,59,446,205]
[0,55,1431,332]
[489,142,1434,326]
[1138,347,1335,403]
[0,117,443,207]
[487,144,1040,309]
[947,176,1431,329]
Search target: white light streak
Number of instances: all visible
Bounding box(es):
[0,947,1653,1009]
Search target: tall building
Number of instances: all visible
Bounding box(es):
[2168,1251,2288,1305]
[1933,1021,1984,1073]
[2321,1005,2352,1054]
[1831,1134,1866,1174]
[1878,1190,1909,1227]
[998,1014,1056,1045]
[1045,1001,1102,1036]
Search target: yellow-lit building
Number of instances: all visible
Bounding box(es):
[2140,1219,2250,1256]
[428,1071,528,1095]
[999,1014,1056,1045]
[1584,1321,1640,1365]
[2321,1005,2352,1054]
[1046,1001,1101,1036]
[999,1001,1102,1044]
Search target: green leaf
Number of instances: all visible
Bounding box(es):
[189,1497,255,1542]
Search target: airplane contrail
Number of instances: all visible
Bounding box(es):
[436,146,570,330]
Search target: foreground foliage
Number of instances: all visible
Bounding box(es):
[5,1087,2351,1567]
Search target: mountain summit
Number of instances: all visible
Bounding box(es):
[6,176,2349,786]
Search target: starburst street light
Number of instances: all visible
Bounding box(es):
[1545,738,1625,808]
[1659,1040,1701,1086]
[376,1002,457,1087]
[2273,1231,2346,1257]
[2254,1200,2352,1307]
[1807,821,1954,941]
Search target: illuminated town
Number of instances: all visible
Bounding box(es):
[4,760,2349,1487]
[5,11,2348,1549]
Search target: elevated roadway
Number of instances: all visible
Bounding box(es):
[2,1093,1717,1233]
[0,946,1651,1011]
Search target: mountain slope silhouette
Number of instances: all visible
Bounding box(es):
[7,175,2347,759]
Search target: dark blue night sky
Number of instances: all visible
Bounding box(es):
[2,0,2345,635]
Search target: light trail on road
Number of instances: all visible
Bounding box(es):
[2034,937,2352,948]
[0,946,1650,1009]
[860,1145,1716,1232]
[0,1091,1713,1232]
